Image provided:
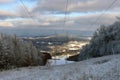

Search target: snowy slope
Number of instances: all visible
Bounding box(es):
[0,54,120,80]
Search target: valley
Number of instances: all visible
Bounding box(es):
[21,35,90,65]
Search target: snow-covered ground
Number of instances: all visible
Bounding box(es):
[0,54,120,80]
[48,59,75,66]
[50,53,75,65]
[66,41,89,50]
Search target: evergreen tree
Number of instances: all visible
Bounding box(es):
[79,20,120,61]
[0,34,44,70]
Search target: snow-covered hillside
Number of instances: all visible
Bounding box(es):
[0,54,120,80]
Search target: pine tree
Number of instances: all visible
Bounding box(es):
[79,20,120,61]
[0,33,44,69]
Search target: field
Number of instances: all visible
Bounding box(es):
[0,54,120,80]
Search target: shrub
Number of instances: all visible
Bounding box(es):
[0,34,44,70]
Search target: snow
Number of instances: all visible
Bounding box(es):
[50,54,75,65]
[0,54,120,80]
[48,59,75,65]
[52,54,72,59]
[67,41,89,50]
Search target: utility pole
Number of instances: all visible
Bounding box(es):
[54,32,57,65]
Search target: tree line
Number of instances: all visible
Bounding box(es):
[0,34,48,70]
[79,19,120,61]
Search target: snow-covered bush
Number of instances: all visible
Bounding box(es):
[0,34,44,70]
[79,20,120,61]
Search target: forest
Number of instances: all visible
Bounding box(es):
[0,34,48,70]
[79,19,120,61]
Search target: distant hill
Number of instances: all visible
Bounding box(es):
[0,28,93,37]
[22,34,90,52]
[22,34,90,42]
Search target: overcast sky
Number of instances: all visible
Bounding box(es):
[0,0,120,36]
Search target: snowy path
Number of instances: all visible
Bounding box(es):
[0,54,120,80]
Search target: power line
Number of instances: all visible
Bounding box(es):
[64,0,69,63]
[64,0,69,24]
[62,0,69,34]
[19,0,36,24]
[92,0,118,26]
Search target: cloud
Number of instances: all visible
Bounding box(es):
[16,5,32,18]
[0,10,18,20]
[0,12,119,36]
[32,0,67,14]
[1,0,120,20]
[0,0,15,4]
[32,0,120,14]
[0,0,120,36]
[0,21,14,27]
[68,0,120,12]
[0,12,118,31]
